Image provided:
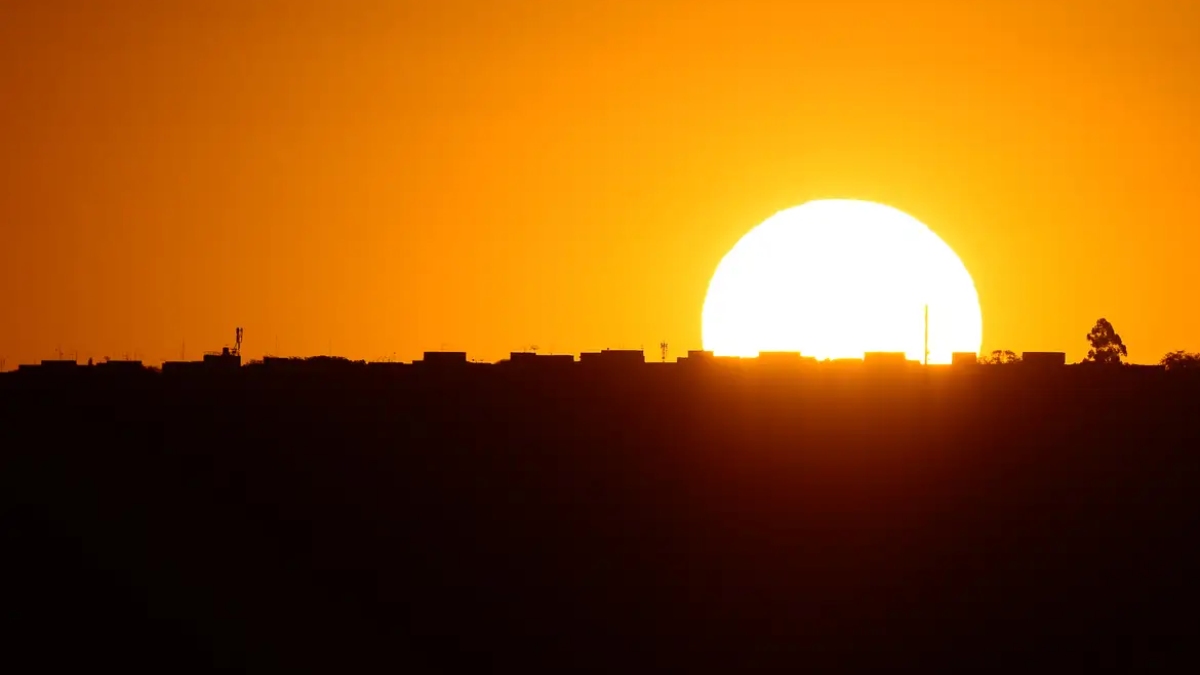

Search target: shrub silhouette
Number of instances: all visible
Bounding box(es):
[980,349,1021,365]
[1160,350,1200,371]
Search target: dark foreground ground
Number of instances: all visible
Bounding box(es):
[2,363,1199,672]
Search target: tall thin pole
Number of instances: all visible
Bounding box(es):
[923,304,929,366]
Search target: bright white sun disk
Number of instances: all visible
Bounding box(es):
[701,200,982,364]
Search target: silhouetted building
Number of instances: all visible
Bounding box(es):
[579,350,644,367]
[96,360,145,373]
[203,347,241,370]
[260,356,296,370]
[162,349,240,375]
[1022,352,1066,368]
[161,361,206,375]
[952,352,979,367]
[756,352,818,372]
[677,350,715,366]
[506,352,575,369]
[863,352,907,367]
[420,351,468,366]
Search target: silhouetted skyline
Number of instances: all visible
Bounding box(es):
[5,316,1191,372]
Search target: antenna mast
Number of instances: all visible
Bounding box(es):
[235,327,243,356]
[923,304,929,366]
[660,341,669,363]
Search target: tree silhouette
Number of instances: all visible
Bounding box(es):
[1084,318,1127,365]
[1160,350,1200,371]
[980,350,1021,365]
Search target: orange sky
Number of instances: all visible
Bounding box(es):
[2,0,1198,366]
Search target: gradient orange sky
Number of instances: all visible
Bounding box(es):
[2,1,1198,366]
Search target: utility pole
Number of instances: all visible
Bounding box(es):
[923,304,930,366]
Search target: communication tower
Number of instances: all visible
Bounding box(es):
[923,304,929,366]
[234,327,243,356]
[660,341,669,363]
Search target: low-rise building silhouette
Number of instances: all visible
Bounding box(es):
[1022,352,1066,367]
[420,351,468,366]
[952,352,979,367]
[506,352,575,369]
[757,351,801,363]
[97,359,144,371]
[164,348,240,375]
[863,352,908,367]
[162,361,203,375]
[579,350,644,366]
[20,359,79,373]
[756,352,818,372]
[204,348,241,369]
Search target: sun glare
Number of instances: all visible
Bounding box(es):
[701,200,983,364]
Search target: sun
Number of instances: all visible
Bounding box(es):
[701,200,982,364]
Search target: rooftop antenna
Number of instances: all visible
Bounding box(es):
[235,327,244,356]
[56,345,64,360]
[660,341,669,363]
[923,304,930,366]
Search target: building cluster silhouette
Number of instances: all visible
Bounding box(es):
[2,347,1083,376]
[7,317,1188,376]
